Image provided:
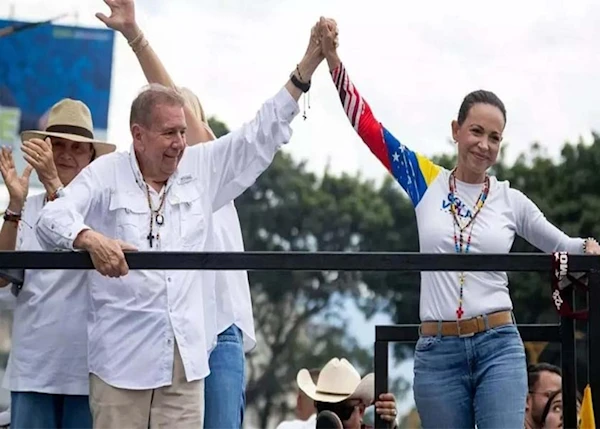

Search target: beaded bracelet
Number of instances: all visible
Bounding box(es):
[128,32,149,55]
[128,31,143,47]
[133,37,149,55]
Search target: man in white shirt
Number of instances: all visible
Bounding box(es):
[0,98,116,429]
[276,368,319,429]
[34,31,324,426]
[93,0,259,423]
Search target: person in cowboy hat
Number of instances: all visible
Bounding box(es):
[0,97,115,429]
[297,358,399,429]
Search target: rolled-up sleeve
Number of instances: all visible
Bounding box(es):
[35,163,103,251]
[205,87,299,210]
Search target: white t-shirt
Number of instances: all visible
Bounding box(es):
[412,165,584,321]
[275,414,316,429]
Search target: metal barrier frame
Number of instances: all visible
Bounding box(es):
[375,324,578,428]
[0,251,597,429]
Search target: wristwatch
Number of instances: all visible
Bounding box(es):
[290,72,311,93]
[47,185,65,202]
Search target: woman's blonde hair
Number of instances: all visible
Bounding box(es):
[178,87,206,124]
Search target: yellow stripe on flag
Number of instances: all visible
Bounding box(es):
[579,384,595,429]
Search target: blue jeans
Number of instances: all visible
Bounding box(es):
[204,325,246,429]
[11,391,92,429]
[413,323,527,428]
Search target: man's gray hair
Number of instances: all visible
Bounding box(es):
[129,83,185,128]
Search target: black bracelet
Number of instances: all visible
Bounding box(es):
[3,213,20,223]
[290,73,311,93]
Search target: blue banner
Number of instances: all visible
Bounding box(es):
[0,19,115,186]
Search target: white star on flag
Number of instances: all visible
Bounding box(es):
[392,152,400,162]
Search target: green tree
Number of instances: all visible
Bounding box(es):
[238,153,413,427]
[207,116,229,139]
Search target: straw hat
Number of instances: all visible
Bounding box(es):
[297,358,374,404]
[21,98,115,157]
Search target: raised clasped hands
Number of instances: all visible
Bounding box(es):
[308,17,340,70]
[316,17,339,57]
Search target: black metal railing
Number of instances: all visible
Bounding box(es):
[0,251,597,429]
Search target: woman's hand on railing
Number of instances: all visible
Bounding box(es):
[584,238,600,255]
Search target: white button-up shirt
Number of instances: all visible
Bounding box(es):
[35,87,298,389]
[6,192,90,395]
[212,201,256,352]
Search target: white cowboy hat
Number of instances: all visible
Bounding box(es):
[297,358,374,404]
[21,98,116,157]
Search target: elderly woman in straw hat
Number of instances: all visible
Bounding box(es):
[0,98,115,428]
[297,358,398,429]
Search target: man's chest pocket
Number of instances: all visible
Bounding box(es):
[108,193,149,246]
[172,184,207,249]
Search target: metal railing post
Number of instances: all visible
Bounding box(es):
[374,327,389,429]
[588,269,600,423]
[560,288,578,428]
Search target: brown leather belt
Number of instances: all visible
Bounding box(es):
[420,310,514,337]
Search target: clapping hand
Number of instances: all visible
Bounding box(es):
[0,147,33,212]
[21,138,59,188]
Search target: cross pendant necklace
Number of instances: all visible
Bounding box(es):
[145,183,168,248]
[449,170,490,320]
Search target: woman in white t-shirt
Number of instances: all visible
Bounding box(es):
[315,18,600,428]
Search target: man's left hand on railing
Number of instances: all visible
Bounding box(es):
[74,229,137,278]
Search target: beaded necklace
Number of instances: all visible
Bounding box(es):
[145,183,168,248]
[449,169,490,319]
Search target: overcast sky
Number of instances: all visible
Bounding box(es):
[4,0,600,183]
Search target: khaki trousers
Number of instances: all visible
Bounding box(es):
[89,343,204,429]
